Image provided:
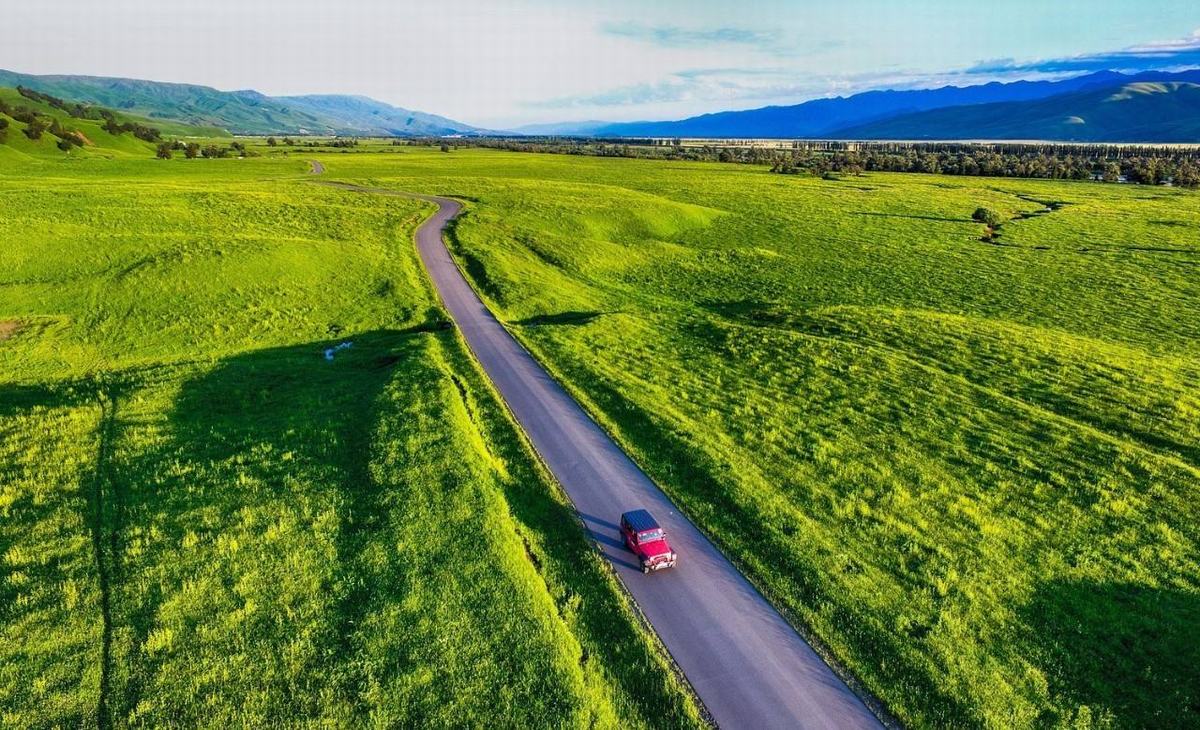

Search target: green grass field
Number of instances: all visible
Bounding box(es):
[0,154,703,728]
[317,147,1199,729]
[4,142,1198,729]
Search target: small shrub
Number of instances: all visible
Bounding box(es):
[972,207,1004,228]
[23,119,48,140]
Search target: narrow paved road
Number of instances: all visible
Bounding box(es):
[325,180,884,729]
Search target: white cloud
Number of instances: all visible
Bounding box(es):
[1,1,1198,126]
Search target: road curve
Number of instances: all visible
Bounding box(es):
[325,181,884,729]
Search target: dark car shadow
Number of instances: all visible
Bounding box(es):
[579,511,621,531]
[578,525,642,572]
[598,551,644,572]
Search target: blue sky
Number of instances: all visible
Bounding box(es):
[3,0,1199,126]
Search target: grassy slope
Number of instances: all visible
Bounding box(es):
[330,147,1200,729]
[0,70,318,136]
[0,87,224,160]
[0,154,702,727]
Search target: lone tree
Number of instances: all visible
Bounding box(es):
[185,142,201,159]
[439,143,450,153]
[972,207,1003,239]
[266,137,277,146]
[156,141,174,159]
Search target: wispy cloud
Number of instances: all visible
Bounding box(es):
[527,64,974,111]
[602,22,780,49]
[525,26,1200,120]
[968,28,1200,75]
[525,68,803,110]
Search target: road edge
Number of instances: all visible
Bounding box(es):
[308,173,893,728]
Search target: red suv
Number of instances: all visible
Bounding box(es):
[620,509,678,573]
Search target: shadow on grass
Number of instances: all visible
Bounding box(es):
[0,381,100,637]
[0,375,136,729]
[513,311,607,327]
[698,300,793,328]
[99,328,433,722]
[1023,580,1200,729]
[0,380,96,418]
[40,325,701,726]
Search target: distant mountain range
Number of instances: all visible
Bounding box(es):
[835,79,1200,142]
[0,69,484,136]
[530,70,1200,142]
[4,67,1199,142]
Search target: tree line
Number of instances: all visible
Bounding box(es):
[440,137,1200,187]
[155,140,260,159]
[768,147,1200,187]
[17,86,163,142]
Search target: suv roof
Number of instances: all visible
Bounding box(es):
[622,509,660,533]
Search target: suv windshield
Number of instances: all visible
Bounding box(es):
[638,529,664,543]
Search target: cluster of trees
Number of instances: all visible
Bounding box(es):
[265,137,357,149]
[446,136,1200,187]
[1,87,166,152]
[16,86,103,121]
[18,86,161,142]
[768,147,1200,187]
[156,139,259,160]
[972,207,1004,241]
[102,116,161,142]
[0,100,86,150]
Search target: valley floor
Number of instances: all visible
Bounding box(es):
[3,145,1198,728]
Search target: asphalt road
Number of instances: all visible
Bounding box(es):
[328,181,884,729]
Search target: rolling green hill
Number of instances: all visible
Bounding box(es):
[835,81,1200,142]
[0,86,223,160]
[0,69,484,136]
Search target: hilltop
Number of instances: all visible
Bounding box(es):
[0,69,485,137]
